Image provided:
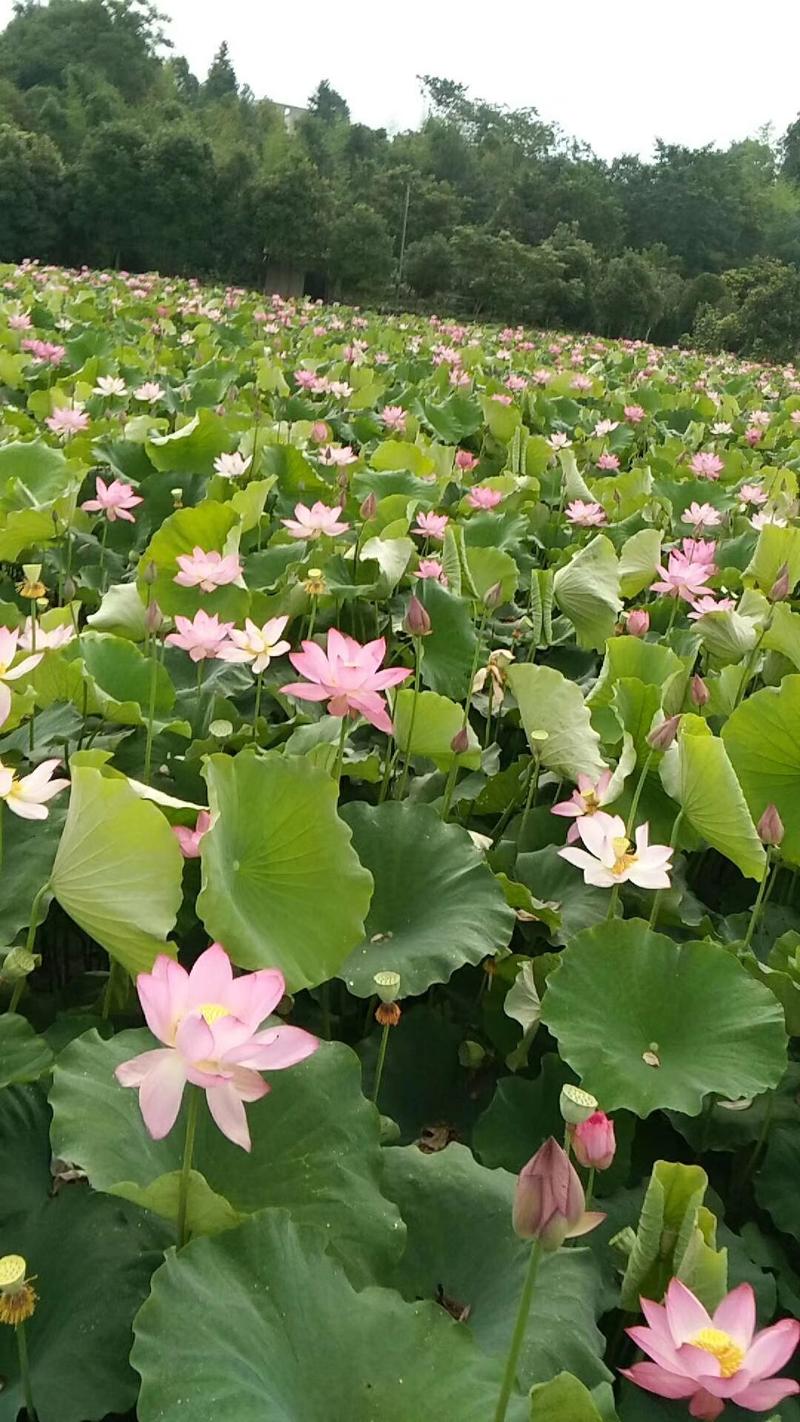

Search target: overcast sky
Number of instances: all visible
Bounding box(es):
[3,0,800,159]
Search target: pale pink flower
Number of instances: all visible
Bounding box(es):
[22,338,64,365]
[174,547,242,593]
[566,500,607,527]
[745,427,763,446]
[594,419,619,437]
[597,452,620,471]
[683,502,722,530]
[413,511,448,540]
[18,619,75,652]
[624,405,646,423]
[627,608,650,636]
[93,375,127,397]
[115,943,318,1150]
[559,813,672,889]
[506,374,528,391]
[688,595,736,621]
[0,757,68,820]
[134,382,165,403]
[651,551,714,602]
[467,486,504,510]
[319,444,357,467]
[552,770,617,844]
[710,421,733,435]
[281,501,350,540]
[679,538,717,568]
[283,628,411,735]
[749,409,771,427]
[172,810,212,859]
[0,626,43,725]
[381,405,407,431]
[690,452,724,480]
[751,511,788,531]
[547,432,571,450]
[622,1278,800,1421]
[328,381,353,400]
[513,1137,605,1249]
[8,312,31,330]
[46,407,89,439]
[455,449,478,472]
[739,483,768,507]
[415,557,447,585]
[213,452,251,478]
[218,616,290,674]
[571,374,593,391]
[165,611,234,662]
[82,476,143,523]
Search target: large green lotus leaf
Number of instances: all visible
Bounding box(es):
[394,688,481,769]
[383,1145,610,1392]
[338,801,515,997]
[0,439,71,510]
[137,497,249,621]
[0,801,65,940]
[78,630,175,716]
[465,544,519,604]
[553,535,622,650]
[756,1120,800,1242]
[418,578,478,700]
[618,528,663,598]
[197,750,372,990]
[50,764,183,974]
[531,1375,616,1422]
[371,439,436,477]
[514,846,610,943]
[508,663,606,779]
[50,1030,402,1284]
[0,1084,171,1422]
[423,392,483,443]
[473,1054,574,1171]
[86,580,148,640]
[744,522,800,594]
[145,409,231,474]
[0,506,76,561]
[669,719,765,880]
[0,1014,53,1087]
[695,609,759,668]
[132,1210,511,1422]
[763,600,800,670]
[723,677,800,865]
[587,637,686,713]
[540,920,787,1117]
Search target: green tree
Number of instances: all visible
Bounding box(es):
[595,249,665,337]
[0,120,64,260]
[327,202,394,295]
[0,0,166,101]
[404,233,453,298]
[203,41,237,102]
[252,152,331,275]
[69,118,149,267]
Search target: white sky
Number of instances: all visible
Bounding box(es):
[3,0,800,159]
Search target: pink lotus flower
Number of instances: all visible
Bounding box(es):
[559,813,672,889]
[22,338,64,365]
[597,452,620,471]
[739,483,768,507]
[93,375,127,397]
[571,1111,616,1171]
[173,809,212,859]
[413,511,449,540]
[165,611,234,662]
[218,616,291,673]
[115,944,318,1150]
[547,432,571,450]
[690,452,724,480]
[455,449,478,472]
[213,452,251,478]
[281,501,350,540]
[0,626,43,725]
[566,499,607,527]
[82,476,143,523]
[622,1278,800,1420]
[283,628,411,734]
[651,551,714,602]
[684,502,722,530]
[688,595,736,621]
[319,444,357,466]
[381,405,407,431]
[745,427,762,446]
[19,618,75,652]
[594,419,619,437]
[0,757,69,820]
[624,404,646,423]
[134,382,164,402]
[415,557,447,585]
[8,312,31,330]
[627,609,650,637]
[46,407,89,439]
[751,511,788,531]
[174,547,242,594]
[679,538,717,569]
[467,486,504,510]
[552,770,617,844]
[491,393,513,406]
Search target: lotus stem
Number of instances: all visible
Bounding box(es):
[493,1239,543,1422]
[176,1086,201,1249]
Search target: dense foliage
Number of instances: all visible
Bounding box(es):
[0,263,799,1420]
[3,1,800,356]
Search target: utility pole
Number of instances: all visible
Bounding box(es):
[396,178,412,293]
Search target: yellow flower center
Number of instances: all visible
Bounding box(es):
[692,1328,745,1378]
[581,790,601,812]
[0,663,7,679]
[197,1002,229,1025]
[611,835,638,876]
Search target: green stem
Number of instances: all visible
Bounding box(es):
[519,751,540,842]
[252,671,264,742]
[320,980,332,1040]
[739,1089,776,1191]
[396,641,421,799]
[742,855,774,952]
[99,519,109,591]
[176,1086,201,1249]
[333,715,348,785]
[493,1240,544,1422]
[0,799,3,873]
[16,1321,36,1422]
[101,959,127,1021]
[440,754,460,822]
[585,1167,596,1211]
[8,978,24,1014]
[371,1021,391,1107]
[626,750,653,837]
[648,810,684,929]
[142,642,159,785]
[484,680,493,749]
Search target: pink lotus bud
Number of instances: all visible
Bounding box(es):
[626,609,650,637]
[571,1111,616,1171]
[404,595,431,638]
[145,600,163,635]
[690,674,709,707]
[142,559,158,586]
[769,562,791,603]
[455,449,478,472]
[483,581,504,609]
[360,491,377,520]
[450,726,470,755]
[310,421,330,443]
[758,803,784,847]
[512,1137,605,1251]
[647,713,681,752]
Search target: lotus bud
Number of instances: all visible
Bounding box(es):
[483,581,504,609]
[145,599,162,635]
[63,576,77,602]
[626,608,650,637]
[450,725,470,756]
[758,803,784,847]
[512,1137,605,1250]
[647,713,681,752]
[359,491,377,520]
[571,1111,616,1171]
[404,595,431,638]
[142,559,158,585]
[373,970,401,1004]
[310,421,330,443]
[768,562,791,603]
[559,1083,598,1125]
[690,674,710,707]
[0,947,40,984]
[458,1039,487,1069]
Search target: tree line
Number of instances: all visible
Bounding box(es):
[3,0,800,359]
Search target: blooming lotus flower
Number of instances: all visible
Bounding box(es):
[0,626,43,725]
[294,368,317,390]
[552,770,617,844]
[690,452,724,480]
[381,405,407,431]
[513,1138,605,1250]
[93,375,127,397]
[173,809,212,859]
[219,616,291,674]
[683,502,722,530]
[0,757,69,820]
[739,483,768,507]
[688,595,736,621]
[115,944,318,1150]
[455,449,478,472]
[624,404,646,423]
[597,452,620,471]
[491,392,513,406]
[81,476,143,523]
[213,451,252,478]
[571,1111,616,1171]
[710,421,733,435]
[651,551,714,602]
[415,557,447,585]
[622,1278,800,1420]
[318,444,357,466]
[745,427,762,446]
[559,813,672,889]
[8,312,31,330]
[413,511,448,540]
[547,432,571,450]
[751,511,788,531]
[134,382,164,402]
[281,501,350,540]
[165,611,234,662]
[18,618,75,652]
[282,628,411,734]
[467,486,504,510]
[46,406,89,439]
[566,499,607,527]
[174,547,243,593]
